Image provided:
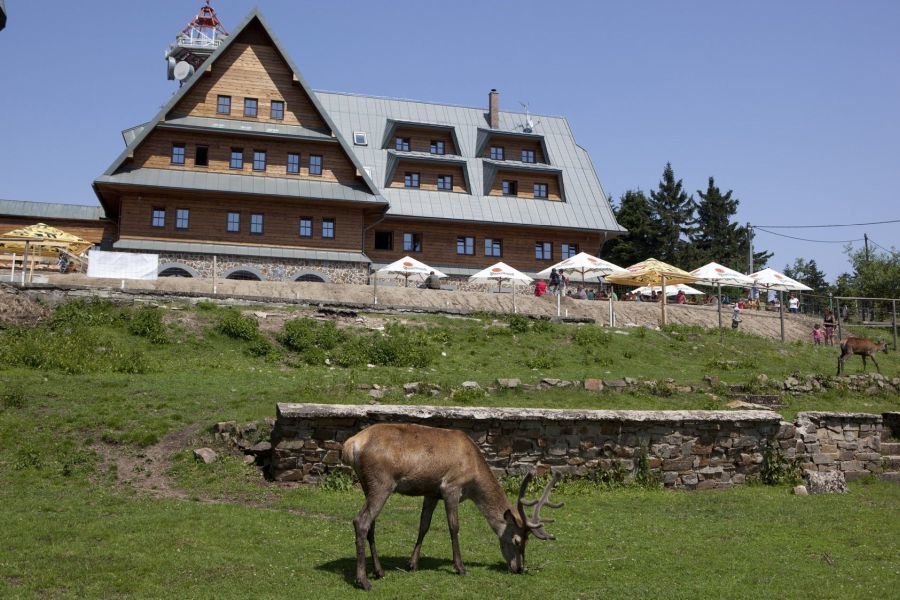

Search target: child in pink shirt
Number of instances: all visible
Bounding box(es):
[812,324,824,346]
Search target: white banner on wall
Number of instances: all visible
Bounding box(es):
[87,250,159,280]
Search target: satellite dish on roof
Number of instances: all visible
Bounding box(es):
[166,56,177,80]
[173,61,195,82]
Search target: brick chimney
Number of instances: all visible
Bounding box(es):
[488,89,499,129]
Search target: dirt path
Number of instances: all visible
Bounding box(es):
[21,274,819,342]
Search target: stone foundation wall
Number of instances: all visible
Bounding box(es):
[157,253,369,284]
[271,404,888,489]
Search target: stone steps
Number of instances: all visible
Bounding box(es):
[879,441,900,482]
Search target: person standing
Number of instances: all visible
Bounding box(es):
[549,268,561,294]
[788,295,800,314]
[822,309,835,345]
[811,323,824,346]
[731,303,741,330]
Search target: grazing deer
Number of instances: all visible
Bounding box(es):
[342,422,563,591]
[837,337,889,375]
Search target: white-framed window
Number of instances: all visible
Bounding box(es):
[353,131,368,146]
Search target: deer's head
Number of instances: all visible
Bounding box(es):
[499,471,563,573]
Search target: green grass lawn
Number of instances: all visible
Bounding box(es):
[1,298,898,598]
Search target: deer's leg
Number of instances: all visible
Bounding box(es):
[442,492,466,575]
[409,495,439,571]
[353,489,391,591]
[837,354,843,376]
[861,354,867,372]
[367,522,384,579]
[869,354,881,373]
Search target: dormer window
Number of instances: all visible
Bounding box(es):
[437,175,453,191]
[270,100,284,120]
[353,131,368,146]
[490,146,505,160]
[534,183,548,199]
[522,149,535,163]
[430,140,445,155]
[502,180,517,196]
[404,172,420,188]
[395,137,410,152]
[171,143,185,165]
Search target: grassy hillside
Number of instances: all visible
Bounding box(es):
[1,298,898,597]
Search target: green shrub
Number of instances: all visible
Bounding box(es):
[573,326,611,347]
[506,314,531,334]
[319,469,356,492]
[368,324,436,368]
[112,349,151,374]
[245,338,277,359]
[278,318,344,352]
[523,352,558,370]
[1,388,27,410]
[51,298,120,328]
[759,441,801,485]
[216,310,259,341]
[128,307,169,344]
[452,386,487,404]
[331,337,369,368]
[634,444,660,488]
[531,318,554,334]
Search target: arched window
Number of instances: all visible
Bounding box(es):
[226,269,262,281]
[158,267,194,278]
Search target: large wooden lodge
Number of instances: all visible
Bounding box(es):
[2,5,624,283]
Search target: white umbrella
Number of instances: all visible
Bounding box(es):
[748,268,812,292]
[376,256,446,287]
[690,262,756,336]
[469,262,533,291]
[749,268,812,343]
[634,284,704,296]
[536,252,625,282]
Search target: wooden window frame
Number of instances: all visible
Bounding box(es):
[287,153,300,174]
[309,154,323,176]
[521,149,535,163]
[561,243,579,259]
[502,180,518,196]
[270,100,285,120]
[395,137,411,151]
[457,236,475,256]
[299,217,313,238]
[374,230,393,250]
[484,238,502,257]
[244,98,258,118]
[534,183,549,199]
[230,148,244,170]
[226,212,240,233]
[250,213,264,235]
[175,208,190,230]
[216,95,231,115]
[195,145,209,167]
[437,175,453,191]
[322,218,335,239]
[151,208,166,228]
[403,232,423,253]
[404,172,420,188]
[171,143,186,165]
[430,140,445,155]
[490,146,505,160]
[535,241,553,261]
[252,150,267,172]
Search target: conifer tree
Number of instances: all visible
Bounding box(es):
[648,163,695,265]
[692,177,745,270]
[603,189,655,267]
[784,258,829,293]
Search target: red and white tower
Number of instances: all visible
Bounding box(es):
[165,1,229,85]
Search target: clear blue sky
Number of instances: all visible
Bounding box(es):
[1,0,897,280]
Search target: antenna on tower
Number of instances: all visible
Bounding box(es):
[164,1,228,84]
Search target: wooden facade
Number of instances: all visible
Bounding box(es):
[85,10,621,281]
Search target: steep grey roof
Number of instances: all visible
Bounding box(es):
[96,9,382,201]
[95,168,378,204]
[316,91,624,233]
[0,199,105,221]
[115,238,369,263]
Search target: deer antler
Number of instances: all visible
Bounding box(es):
[517,471,564,540]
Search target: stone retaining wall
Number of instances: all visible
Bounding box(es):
[270,404,888,489]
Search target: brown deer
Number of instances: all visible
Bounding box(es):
[837,337,889,375]
[341,422,563,591]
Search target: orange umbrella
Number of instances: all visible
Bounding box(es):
[605,258,698,326]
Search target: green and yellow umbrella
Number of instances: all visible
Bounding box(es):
[605,258,698,325]
[0,223,93,258]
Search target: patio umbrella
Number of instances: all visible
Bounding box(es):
[469,262,533,313]
[376,256,446,287]
[0,222,93,257]
[536,252,625,283]
[749,268,812,342]
[605,258,698,326]
[690,262,756,336]
[633,283,704,296]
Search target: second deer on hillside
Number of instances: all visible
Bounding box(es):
[837,337,889,375]
[342,422,563,591]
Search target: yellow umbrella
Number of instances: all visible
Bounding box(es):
[604,258,698,326]
[0,223,93,257]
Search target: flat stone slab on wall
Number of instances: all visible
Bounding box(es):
[272,403,784,489]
